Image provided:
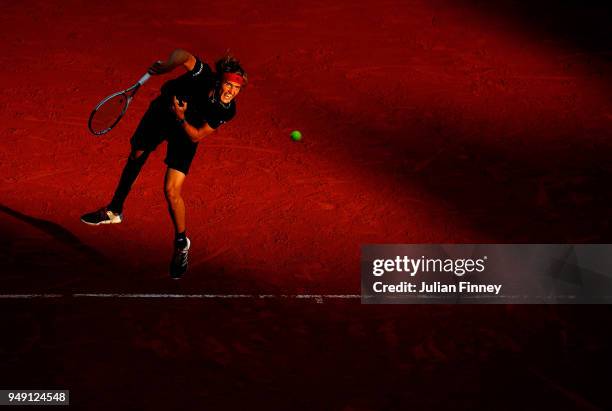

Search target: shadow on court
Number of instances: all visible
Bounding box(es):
[0,204,109,266]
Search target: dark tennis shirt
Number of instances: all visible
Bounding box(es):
[158,58,236,129]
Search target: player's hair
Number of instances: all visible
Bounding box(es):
[215,54,248,88]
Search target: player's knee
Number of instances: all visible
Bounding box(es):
[164,185,181,202]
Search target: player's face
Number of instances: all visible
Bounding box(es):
[220,80,241,104]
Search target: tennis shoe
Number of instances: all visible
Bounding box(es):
[170,238,190,279]
[80,208,123,226]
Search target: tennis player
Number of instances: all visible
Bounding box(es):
[81,49,247,279]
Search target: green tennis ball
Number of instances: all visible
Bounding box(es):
[290,130,302,141]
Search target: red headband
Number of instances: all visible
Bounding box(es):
[223,73,245,86]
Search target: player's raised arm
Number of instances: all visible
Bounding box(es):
[148,49,197,75]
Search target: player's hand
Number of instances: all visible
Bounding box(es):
[172,96,187,119]
[148,60,172,75]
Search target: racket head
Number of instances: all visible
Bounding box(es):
[87,91,131,135]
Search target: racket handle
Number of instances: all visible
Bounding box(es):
[137,72,151,86]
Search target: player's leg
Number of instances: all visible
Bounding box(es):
[164,167,187,236]
[165,167,190,279]
[80,148,151,226]
[81,100,165,226]
[107,149,151,215]
[163,120,197,278]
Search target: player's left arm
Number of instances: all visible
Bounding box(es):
[181,121,216,143]
[172,96,216,143]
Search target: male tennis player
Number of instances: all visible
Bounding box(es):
[81,49,247,279]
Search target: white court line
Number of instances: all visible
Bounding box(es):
[0,294,64,298]
[0,293,362,303]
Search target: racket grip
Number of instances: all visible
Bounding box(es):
[137,72,151,86]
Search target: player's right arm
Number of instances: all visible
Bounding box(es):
[148,49,197,75]
[172,97,215,143]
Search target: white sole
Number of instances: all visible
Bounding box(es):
[80,217,123,226]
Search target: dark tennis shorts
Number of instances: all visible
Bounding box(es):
[130,98,198,175]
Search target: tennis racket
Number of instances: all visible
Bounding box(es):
[88,71,152,135]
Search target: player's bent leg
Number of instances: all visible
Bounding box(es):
[107,149,150,214]
[81,149,151,226]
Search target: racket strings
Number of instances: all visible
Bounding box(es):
[89,93,129,134]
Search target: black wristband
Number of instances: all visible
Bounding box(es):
[177,118,186,126]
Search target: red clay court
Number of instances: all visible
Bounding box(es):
[1,0,612,409]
